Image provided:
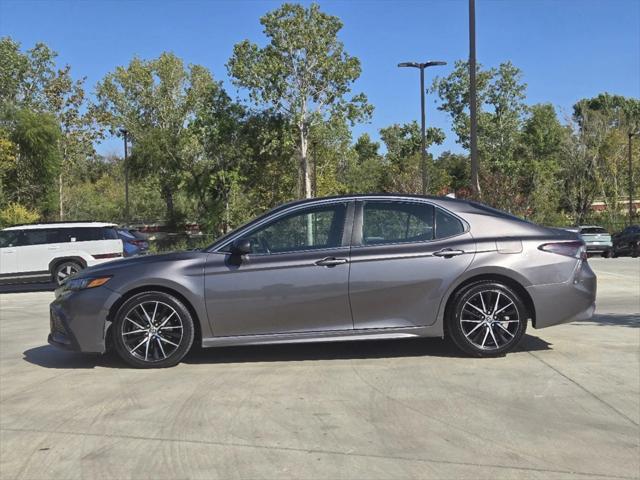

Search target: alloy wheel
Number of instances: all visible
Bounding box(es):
[56,263,80,284]
[459,289,521,351]
[120,301,184,362]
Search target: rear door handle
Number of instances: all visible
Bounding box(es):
[48,246,60,250]
[433,248,465,258]
[315,257,348,267]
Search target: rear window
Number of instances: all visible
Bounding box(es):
[102,227,119,240]
[59,227,118,242]
[435,208,465,239]
[580,227,608,234]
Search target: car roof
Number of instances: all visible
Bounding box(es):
[272,193,472,212]
[3,222,117,231]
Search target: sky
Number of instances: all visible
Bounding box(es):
[1,0,639,157]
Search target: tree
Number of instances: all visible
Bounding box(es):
[344,133,385,193]
[432,60,527,209]
[0,37,98,219]
[379,121,444,193]
[93,54,217,225]
[565,94,640,225]
[2,108,61,214]
[227,2,372,199]
[518,104,566,224]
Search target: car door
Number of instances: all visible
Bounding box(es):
[204,201,354,337]
[0,230,21,274]
[16,229,62,274]
[349,200,475,329]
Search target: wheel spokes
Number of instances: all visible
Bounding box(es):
[121,301,183,363]
[460,289,520,351]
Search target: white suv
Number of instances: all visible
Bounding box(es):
[0,222,124,285]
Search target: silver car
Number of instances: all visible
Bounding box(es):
[49,195,597,368]
[578,225,613,258]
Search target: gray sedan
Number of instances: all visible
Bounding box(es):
[49,195,597,368]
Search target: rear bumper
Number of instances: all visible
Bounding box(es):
[585,243,612,253]
[527,260,597,329]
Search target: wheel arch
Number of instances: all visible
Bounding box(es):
[439,272,537,332]
[106,285,202,352]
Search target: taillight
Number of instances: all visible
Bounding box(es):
[538,241,587,260]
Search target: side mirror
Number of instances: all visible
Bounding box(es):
[230,238,251,256]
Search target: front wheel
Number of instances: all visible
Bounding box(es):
[112,292,195,368]
[447,281,528,357]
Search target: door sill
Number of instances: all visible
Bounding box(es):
[201,325,442,348]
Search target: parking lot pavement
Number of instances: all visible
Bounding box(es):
[0,259,638,480]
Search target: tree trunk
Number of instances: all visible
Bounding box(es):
[299,125,312,199]
[58,172,64,221]
[162,183,175,227]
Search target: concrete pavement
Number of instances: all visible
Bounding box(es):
[0,258,638,479]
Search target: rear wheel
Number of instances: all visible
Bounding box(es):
[54,260,82,285]
[447,281,528,357]
[112,292,194,368]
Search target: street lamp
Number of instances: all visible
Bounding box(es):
[629,131,639,225]
[398,60,447,195]
[119,128,129,225]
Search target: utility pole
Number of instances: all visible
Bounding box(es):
[629,132,638,224]
[398,60,447,195]
[120,128,129,225]
[469,0,481,197]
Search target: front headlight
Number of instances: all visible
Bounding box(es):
[65,276,112,291]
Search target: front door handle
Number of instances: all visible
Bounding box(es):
[433,248,465,258]
[315,257,348,267]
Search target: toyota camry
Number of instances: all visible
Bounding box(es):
[49,195,597,368]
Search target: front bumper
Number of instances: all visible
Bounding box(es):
[527,260,597,329]
[48,286,122,353]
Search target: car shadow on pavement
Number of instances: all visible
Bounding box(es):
[23,335,553,369]
[183,335,553,365]
[22,345,125,369]
[0,282,56,294]
[573,313,639,328]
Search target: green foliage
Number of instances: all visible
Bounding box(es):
[2,108,61,213]
[0,202,40,227]
[228,2,372,198]
[2,31,638,233]
[93,53,217,225]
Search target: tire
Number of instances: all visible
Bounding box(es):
[447,281,528,357]
[54,260,83,285]
[112,291,195,368]
[602,250,613,259]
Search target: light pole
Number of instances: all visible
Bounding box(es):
[469,0,480,197]
[119,128,129,225]
[629,131,638,224]
[398,60,447,195]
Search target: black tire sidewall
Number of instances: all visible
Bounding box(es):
[447,281,528,357]
[112,291,194,368]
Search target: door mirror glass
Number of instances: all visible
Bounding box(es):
[230,238,252,255]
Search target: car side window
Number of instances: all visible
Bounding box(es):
[435,208,465,239]
[242,203,347,254]
[23,229,61,246]
[362,202,434,245]
[0,231,21,248]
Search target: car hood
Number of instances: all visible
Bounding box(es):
[78,250,208,278]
